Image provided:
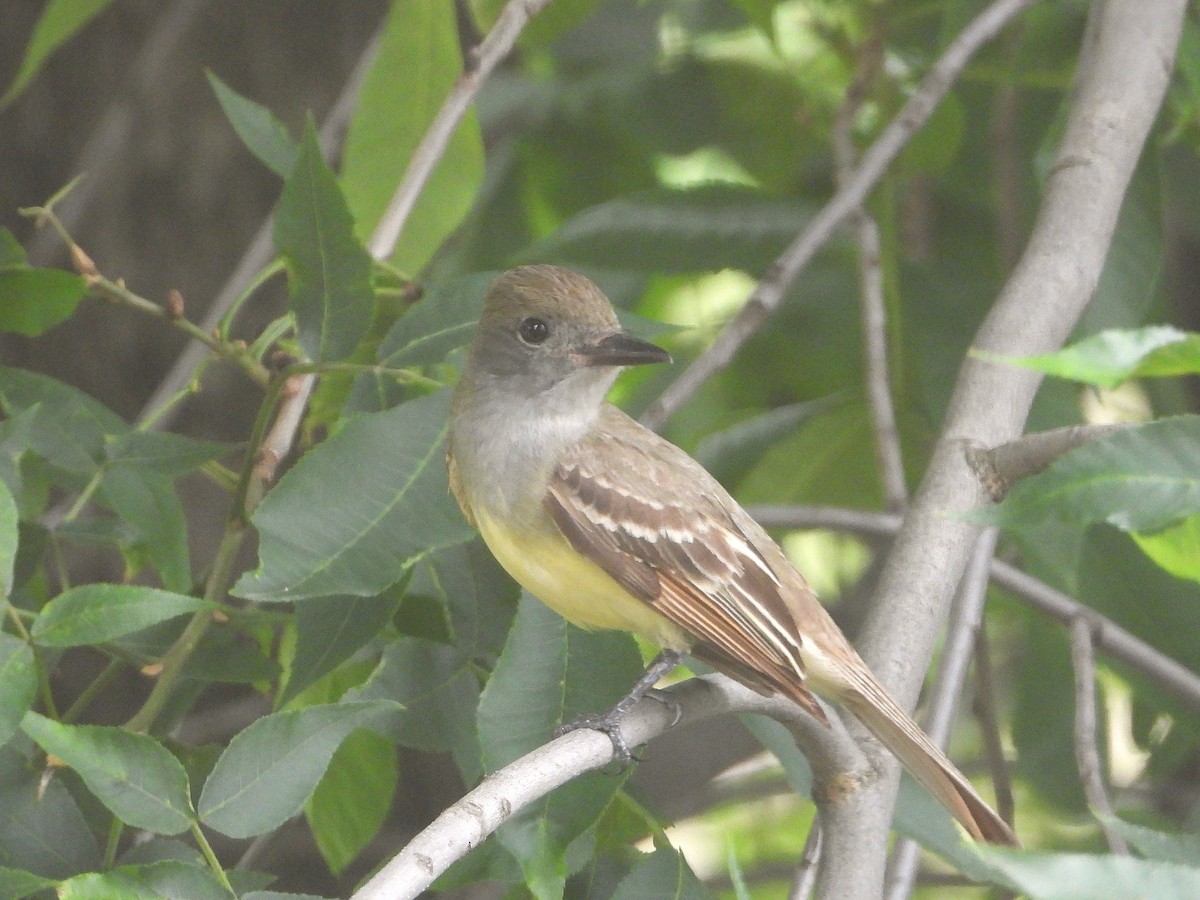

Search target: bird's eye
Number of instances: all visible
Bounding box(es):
[518,317,550,345]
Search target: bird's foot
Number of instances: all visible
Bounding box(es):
[554,686,684,767]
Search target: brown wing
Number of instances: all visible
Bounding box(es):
[544,406,828,725]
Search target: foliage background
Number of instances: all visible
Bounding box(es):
[1,0,1199,897]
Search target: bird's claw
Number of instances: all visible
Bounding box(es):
[556,688,682,769]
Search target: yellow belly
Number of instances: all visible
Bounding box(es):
[475,507,689,650]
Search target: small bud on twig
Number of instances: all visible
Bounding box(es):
[166,289,185,320]
[69,244,99,279]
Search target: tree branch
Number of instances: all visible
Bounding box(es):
[966,423,1127,501]
[640,0,1041,432]
[1069,617,1130,855]
[747,503,1200,718]
[846,1,1186,886]
[350,676,868,900]
[366,0,554,261]
[885,529,999,899]
[832,41,907,513]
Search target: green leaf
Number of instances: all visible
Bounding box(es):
[0,367,126,476]
[610,845,711,900]
[973,417,1200,533]
[197,700,399,839]
[0,478,16,595]
[1132,513,1200,583]
[341,0,484,273]
[345,637,479,765]
[0,635,36,747]
[0,230,24,267]
[0,0,113,108]
[974,848,1200,900]
[56,861,233,900]
[0,866,55,900]
[278,590,403,707]
[31,584,212,647]
[0,268,87,337]
[206,71,297,178]
[983,326,1200,389]
[243,894,334,900]
[274,119,375,363]
[234,390,473,601]
[527,185,813,274]
[305,728,397,874]
[375,273,491,369]
[105,431,233,475]
[1102,817,1200,865]
[477,594,643,898]
[21,713,194,835]
[98,466,192,592]
[0,744,101,877]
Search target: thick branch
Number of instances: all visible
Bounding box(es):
[849,0,1186,886]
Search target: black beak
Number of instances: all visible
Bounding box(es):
[573,332,672,368]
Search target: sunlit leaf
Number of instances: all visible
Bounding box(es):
[305,728,397,874]
[341,0,484,273]
[56,861,231,900]
[982,326,1200,389]
[0,268,87,337]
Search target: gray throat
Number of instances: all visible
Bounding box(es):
[451,365,619,523]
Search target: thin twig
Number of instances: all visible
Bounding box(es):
[787,817,823,900]
[971,628,1015,827]
[367,0,554,260]
[1069,617,1131,854]
[135,27,382,431]
[832,40,906,512]
[967,424,1126,501]
[885,529,998,899]
[640,0,1042,431]
[746,503,1200,717]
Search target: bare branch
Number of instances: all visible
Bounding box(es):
[350,676,869,900]
[136,28,381,431]
[640,0,1041,432]
[745,502,1200,717]
[967,424,1127,501]
[788,818,823,900]
[367,0,554,260]
[971,627,1016,827]
[845,0,1187,882]
[833,45,908,513]
[1069,617,1131,855]
[885,529,999,899]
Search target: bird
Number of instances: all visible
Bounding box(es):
[446,264,1018,846]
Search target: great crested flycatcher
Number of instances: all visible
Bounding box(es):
[447,264,1017,846]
